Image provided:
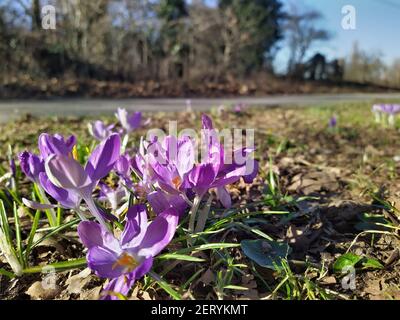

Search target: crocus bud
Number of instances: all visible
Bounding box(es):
[18,151,44,182]
[38,133,76,159]
[329,115,337,128]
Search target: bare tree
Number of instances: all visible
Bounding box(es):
[285,6,330,77]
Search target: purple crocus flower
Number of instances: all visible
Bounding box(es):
[45,134,121,227]
[233,103,247,113]
[373,104,400,126]
[329,115,337,128]
[115,108,142,133]
[149,136,195,195]
[38,133,76,159]
[134,135,195,196]
[77,204,179,300]
[380,104,400,115]
[88,121,115,141]
[188,115,258,207]
[18,151,44,183]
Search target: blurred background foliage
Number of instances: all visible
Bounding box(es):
[0,0,399,94]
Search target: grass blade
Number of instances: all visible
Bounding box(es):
[157,253,205,262]
[149,271,181,300]
[25,210,41,261]
[0,200,12,245]
[0,267,15,279]
[27,217,80,252]
[13,202,23,265]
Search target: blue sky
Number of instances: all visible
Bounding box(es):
[274,0,400,72]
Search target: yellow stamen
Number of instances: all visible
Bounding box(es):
[112,252,139,272]
[72,145,79,160]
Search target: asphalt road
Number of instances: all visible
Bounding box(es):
[0,93,399,122]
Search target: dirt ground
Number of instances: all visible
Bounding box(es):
[1,75,398,99]
[0,102,399,300]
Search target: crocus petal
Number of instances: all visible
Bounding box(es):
[114,154,131,177]
[176,137,195,177]
[101,274,135,300]
[19,151,32,179]
[137,208,179,257]
[22,198,57,210]
[115,108,129,131]
[147,191,169,214]
[147,191,187,216]
[85,133,121,181]
[39,172,81,209]
[189,163,216,196]
[45,154,92,190]
[19,152,44,182]
[100,257,152,300]
[120,204,148,247]
[65,135,77,150]
[216,186,231,209]
[87,246,123,278]
[128,112,142,130]
[132,256,153,279]
[243,160,259,183]
[201,114,214,130]
[77,221,104,249]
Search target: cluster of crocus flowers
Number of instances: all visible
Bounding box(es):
[372,103,400,126]
[133,114,258,234]
[18,112,258,299]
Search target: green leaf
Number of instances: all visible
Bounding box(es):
[361,258,384,270]
[333,253,363,273]
[149,271,181,300]
[0,267,15,279]
[157,254,205,262]
[22,257,87,274]
[241,239,291,271]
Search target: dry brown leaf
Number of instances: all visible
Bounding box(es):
[26,281,60,300]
